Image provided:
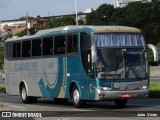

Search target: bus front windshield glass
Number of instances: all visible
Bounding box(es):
[96,48,147,79]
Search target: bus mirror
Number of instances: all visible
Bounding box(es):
[91,45,97,63]
[147,44,159,62]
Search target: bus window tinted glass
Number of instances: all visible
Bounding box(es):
[22,41,31,57]
[13,42,21,58]
[67,34,78,54]
[32,39,42,57]
[43,37,53,56]
[54,36,65,55]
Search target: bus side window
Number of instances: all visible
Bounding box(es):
[67,34,78,54]
[22,40,31,57]
[32,39,42,57]
[13,42,21,58]
[54,36,65,55]
[5,42,12,59]
[43,37,53,56]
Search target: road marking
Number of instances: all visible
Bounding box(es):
[71,109,95,111]
[3,103,25,110]
[129,103,160,108]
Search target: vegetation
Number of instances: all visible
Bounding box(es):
[0,32,12,69]
[149,81,160,98]
[86,1,160,65]
[15,28,36,37]
[43,16,76,29]
[0,84,5,93]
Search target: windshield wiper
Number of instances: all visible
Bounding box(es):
[126,65,141,79]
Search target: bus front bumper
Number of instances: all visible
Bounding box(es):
[95,89,149,100]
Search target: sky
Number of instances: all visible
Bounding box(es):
[0,0,114,20]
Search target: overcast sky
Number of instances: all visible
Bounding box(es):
[0,0,114,20]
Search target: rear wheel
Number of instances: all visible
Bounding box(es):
[20,84,37,104]
[71,85,85,108]
[114,99,128,108]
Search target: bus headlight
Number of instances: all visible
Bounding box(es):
[139,86,148,90]
[97,86,112,91]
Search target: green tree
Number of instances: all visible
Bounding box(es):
[43,17,76,29]
[86,4,114,25]
[16,28,36,37]
[86,11,99,25]
[0,32,12,69]
[124,2,152,28]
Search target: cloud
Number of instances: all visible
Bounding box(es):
[0,0,10,9]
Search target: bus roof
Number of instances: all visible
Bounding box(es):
[6,25,141,42]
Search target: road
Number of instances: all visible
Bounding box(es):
[0,94,160,120]
[150,76,160,82]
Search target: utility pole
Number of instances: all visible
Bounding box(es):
[75,0,78,26]
[26,12,30,36]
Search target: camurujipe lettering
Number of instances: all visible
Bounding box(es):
[15,62,37,72]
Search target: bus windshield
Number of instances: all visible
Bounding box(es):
[96,48,147,79]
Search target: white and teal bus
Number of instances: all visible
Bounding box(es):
[4,26,158,108]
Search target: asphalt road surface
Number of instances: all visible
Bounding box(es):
[150,76,160,82]
[0,94,160,120]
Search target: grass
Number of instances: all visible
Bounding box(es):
[0,102,4,108]
[149,81,160,98]
[0,84,6,93]
[0,84,5,108]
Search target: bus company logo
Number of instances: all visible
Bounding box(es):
[124,86,128,91]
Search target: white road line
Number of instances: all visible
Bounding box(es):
[71,109,95,111]
[129,103,160,107]
[3,103,25,110]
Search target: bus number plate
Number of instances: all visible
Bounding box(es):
[121,93,132,98]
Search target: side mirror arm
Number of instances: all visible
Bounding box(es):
[147,44,159,62]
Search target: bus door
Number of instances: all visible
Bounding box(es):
[80,32,95,100]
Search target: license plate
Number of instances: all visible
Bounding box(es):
[121,93,132,98]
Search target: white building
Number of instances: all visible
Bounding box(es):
[115,0,152,8]
[83,8,94,14]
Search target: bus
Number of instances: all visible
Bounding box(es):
[4,25,159,108]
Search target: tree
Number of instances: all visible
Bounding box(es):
[0,32,12,69]
[86,4,114,25]
[43,17,76,29]
[86,11,99,25]
[15,28,36,37]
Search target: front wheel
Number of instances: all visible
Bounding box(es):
[114,99,128,108]
[20,85,37,104]
[71,85,85,108]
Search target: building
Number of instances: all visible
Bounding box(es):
[115,0,152,8]
[83,8,94,13]
[0,20,26,36]
[0,12,88,37]
[28,17,48,32]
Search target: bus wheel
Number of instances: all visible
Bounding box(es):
[20,85,32,104]
[71,85,85,108]
[114,99,128,108]
[54,98,68,104]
